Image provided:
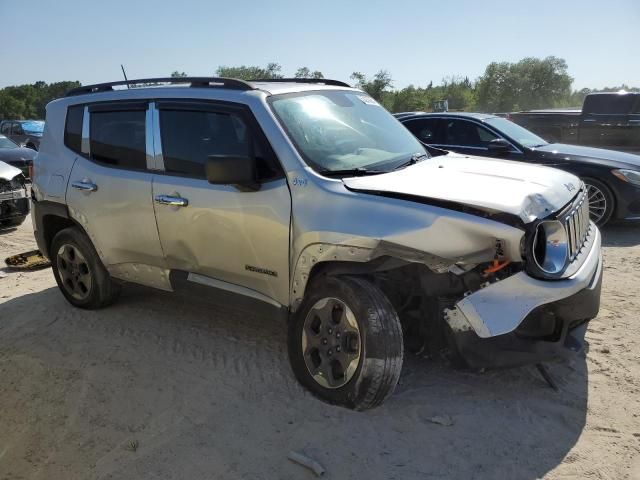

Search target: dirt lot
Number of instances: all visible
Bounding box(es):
[0,217,639,480]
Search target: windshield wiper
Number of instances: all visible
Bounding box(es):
[393,152,429,171]
[319,167,386,178]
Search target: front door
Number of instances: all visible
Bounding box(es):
[66,102,169,288]
[150,101,291,305]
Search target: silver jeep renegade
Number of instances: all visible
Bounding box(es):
[32,77,602,410]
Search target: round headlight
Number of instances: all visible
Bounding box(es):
[533,220,568,275]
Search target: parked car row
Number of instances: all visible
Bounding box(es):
[0,119,45,151]
[0,134,36,178]
[395,111,640,226]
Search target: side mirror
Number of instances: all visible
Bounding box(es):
[487,138,511,154]
[205,154,259,190]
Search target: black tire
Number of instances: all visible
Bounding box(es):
[1,216,26,227]
[50,227,120,309]
[583,177,615,227]
[288,275,404,411]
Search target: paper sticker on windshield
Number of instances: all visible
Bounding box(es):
[356,95,380,106]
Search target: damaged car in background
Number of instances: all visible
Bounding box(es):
[32,77,602,410]
[0,161,29,227]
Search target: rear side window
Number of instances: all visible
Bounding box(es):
[64,105,84,154]
[160,108,277,180]
[0,123,10,135]
[583,94,636,114]
[90,110,146,169]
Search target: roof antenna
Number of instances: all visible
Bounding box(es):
[121,64,130,89]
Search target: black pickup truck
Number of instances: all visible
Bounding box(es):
[508,91,640,154]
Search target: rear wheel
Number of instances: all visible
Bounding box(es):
[50,227,120,309]
[583,178,614,227]
[288,275,403,410]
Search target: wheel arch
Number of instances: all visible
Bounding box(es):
[290,241,455,312]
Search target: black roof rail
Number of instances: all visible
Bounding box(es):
[250,78,351,88]
[65,77,255,97]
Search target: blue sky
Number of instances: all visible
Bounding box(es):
[1,0,638,90]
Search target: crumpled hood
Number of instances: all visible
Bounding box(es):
[0,160,22,180]
[343,152,580,224]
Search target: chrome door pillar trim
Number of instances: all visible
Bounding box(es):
[150,102,165,171]
[81,106,90,156]
[145,103,155,170]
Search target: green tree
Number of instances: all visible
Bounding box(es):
[215,63,283,80]
[350,70,393,103]
[476,56,572,112]
[294,67,324,79]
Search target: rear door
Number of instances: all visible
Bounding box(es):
[151,100,291,305]
[65,101,169,289]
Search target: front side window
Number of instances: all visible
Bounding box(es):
[90,110,146,169]
[270,91,427,174]
[11,123,24,135]
[484,117,547,148]
[160,108,279,180]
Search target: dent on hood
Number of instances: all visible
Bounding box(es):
[520,192,560,223]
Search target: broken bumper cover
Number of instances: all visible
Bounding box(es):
[446,227,602,368]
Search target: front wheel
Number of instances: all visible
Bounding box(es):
[288,275,404,410]
[583,178,614,227]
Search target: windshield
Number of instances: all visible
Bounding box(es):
[270,91,427,173]
[21,120,44,135]
[0,135,18,149]
[485,117,547,148]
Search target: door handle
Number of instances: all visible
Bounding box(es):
[155,194,189,207]
[71,180,98,192]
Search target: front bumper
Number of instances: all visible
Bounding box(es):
[446,226,602,368]
[0,190,29,221]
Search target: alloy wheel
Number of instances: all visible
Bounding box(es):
[56,244,92,301]
[302,297,362,389]
[585,183,607,224]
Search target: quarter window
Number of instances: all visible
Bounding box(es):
[159,108,276,180]
[89,110,146,169]
[64,105,84,154]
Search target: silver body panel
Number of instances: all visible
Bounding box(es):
[34,82,603,341]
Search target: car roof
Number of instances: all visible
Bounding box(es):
[399,112,498,121]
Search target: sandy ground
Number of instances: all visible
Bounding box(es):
[0,216,639,480]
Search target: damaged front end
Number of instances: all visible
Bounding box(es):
[369,189,602,370]
[0,164,29,222]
